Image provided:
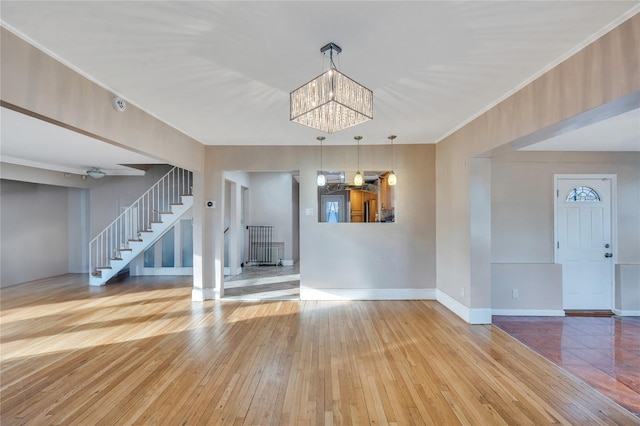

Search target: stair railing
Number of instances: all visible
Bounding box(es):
[89,167,192,276]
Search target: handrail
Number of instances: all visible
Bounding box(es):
[89,167,192,276]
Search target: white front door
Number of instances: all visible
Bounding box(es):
[556,177,614,310]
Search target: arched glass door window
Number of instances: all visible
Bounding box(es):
[566,186,601,202]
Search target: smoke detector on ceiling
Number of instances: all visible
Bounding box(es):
[112,97,126,112]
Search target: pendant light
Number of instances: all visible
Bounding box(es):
[317,136,326,186]
[354,136,363,186]
[387,135,397,186]
[86,167,106,179]
[290,43,373,133]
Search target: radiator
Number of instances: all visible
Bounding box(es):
[257,247,279,264]
[247,225,278,265]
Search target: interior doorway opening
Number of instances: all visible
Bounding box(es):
[222,171,300,300]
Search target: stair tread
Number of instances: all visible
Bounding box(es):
[158,212,173,215]
[97,266,113,270]
[110,257,123,261]
[119,248,133,252]
[128,239,143,242]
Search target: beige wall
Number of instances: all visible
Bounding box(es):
[492,264,563,313]
[436,14,639,321]
[492,151,640,264]
[616,265,640,315]
[491,151,640,313]
[2,17,637,318]
[201,144,436,298]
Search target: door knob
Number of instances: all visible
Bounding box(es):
[604,253,613,258]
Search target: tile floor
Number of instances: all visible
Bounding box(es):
[493,315,640,416]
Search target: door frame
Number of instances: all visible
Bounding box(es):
[553,174,618,308]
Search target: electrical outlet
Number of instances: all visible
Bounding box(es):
[460,286,465,297]
[512,289,519,299]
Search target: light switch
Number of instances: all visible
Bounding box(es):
[305,208,313,216]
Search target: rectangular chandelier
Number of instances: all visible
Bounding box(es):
[290,45,372,133]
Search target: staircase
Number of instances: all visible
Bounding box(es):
[89,167,193,286]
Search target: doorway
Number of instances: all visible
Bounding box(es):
[554,175,616,310]
[222,171,300,300]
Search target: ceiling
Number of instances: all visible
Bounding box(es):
[1,1,639,175]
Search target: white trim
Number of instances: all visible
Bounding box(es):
[554,174,617,311]
[224,266,244,276]
[300,288,436,301]
[436,289,492,324]
[137,267,193,276]
[492,309,565,317]
[192,287,215,301]
[282,259,294,266]
[613,309,640,317]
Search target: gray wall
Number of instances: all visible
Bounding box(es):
[248,172,296,261]
[0,165,178,286]
[89,165,173,236]
[1,180,69,287]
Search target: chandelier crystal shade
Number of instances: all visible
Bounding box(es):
[290,43,373,134]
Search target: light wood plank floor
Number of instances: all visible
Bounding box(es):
[1,274,637,425]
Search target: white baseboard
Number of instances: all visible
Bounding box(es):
[492,309,565,317]
[224,267,243,276]
[135,267,193,276]
[300,288,436,300]
[613,309,640,316]
[192,287,215,301]
[436,289,492,324]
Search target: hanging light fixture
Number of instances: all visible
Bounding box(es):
[290,42,373,134]
[86,167,106,179]
[317,136,326,186]
[387,135,397,186]
[353,136,363,186]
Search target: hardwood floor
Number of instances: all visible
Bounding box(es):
[1,275,637,425]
